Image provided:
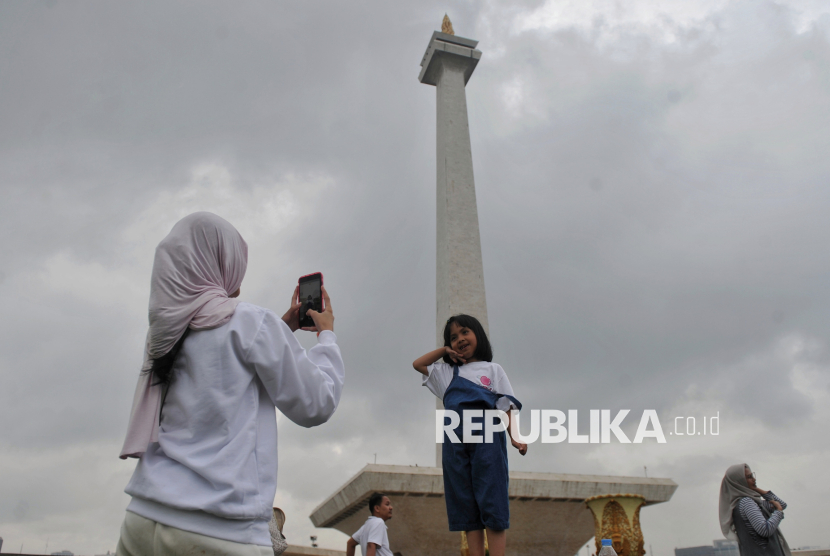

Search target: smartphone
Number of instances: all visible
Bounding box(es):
[298,272,324,329]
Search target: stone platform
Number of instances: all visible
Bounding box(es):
[284,546,346,556]
[309,464,677,556]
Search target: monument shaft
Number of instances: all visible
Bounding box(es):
[435,57,489,345]
[420,31,486,467]
[421,33,487,346]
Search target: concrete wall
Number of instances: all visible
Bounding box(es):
[309,465,677,556]
[284,545,346,556]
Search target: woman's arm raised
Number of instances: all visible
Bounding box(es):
[738,497,784,537]
[250,304,344,427]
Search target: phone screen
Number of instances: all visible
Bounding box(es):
[298,273,322,328]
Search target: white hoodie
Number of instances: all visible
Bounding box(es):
[124,302,345,546]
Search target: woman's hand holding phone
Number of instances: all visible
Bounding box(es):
[283,286,334,333]
[303,286,334,333]
[281,286,304,332]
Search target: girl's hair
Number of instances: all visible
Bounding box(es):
[146,329,190,387]
[442,314,492,365]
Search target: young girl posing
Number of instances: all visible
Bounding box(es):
[412,314,527,556]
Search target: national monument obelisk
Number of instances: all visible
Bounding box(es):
[424,16,489,342]
[308,18,677,556]
[420,15,487,468]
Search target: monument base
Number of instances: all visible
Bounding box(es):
[310,464,677,556]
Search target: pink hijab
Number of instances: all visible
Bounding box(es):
[120,212,248,459]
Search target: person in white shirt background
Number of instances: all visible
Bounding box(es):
[347,493,394,556]
[116,212,345,556]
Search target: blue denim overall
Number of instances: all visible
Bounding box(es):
[442,365,522,531]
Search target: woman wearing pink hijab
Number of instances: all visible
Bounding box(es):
[116,212,344,556]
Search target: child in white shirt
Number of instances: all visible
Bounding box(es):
[413,314,526,556]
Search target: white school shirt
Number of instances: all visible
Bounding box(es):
[352,516,393,556]
[124,302,345,547]
[423,361,518,411]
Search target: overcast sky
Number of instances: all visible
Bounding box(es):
[1,0,829,554]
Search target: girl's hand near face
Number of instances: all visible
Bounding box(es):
[444,347,466,365]
[413,346,462,375]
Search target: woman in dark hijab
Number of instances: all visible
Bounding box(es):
[719,463,791,556]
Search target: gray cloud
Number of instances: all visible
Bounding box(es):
[1,0,829,554]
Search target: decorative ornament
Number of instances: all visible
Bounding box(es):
[442,14,455,35]
[585,494,646,556]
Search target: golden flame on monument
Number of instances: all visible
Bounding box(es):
[442,14,455,35]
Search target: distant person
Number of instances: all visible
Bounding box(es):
[116,212,344,556]
[719,463,792,556]
[346,493,394,556]
[412,314,527,556]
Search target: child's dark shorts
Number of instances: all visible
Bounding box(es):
[442,430,510,531]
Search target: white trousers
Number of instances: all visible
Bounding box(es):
[116,511,273,556]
